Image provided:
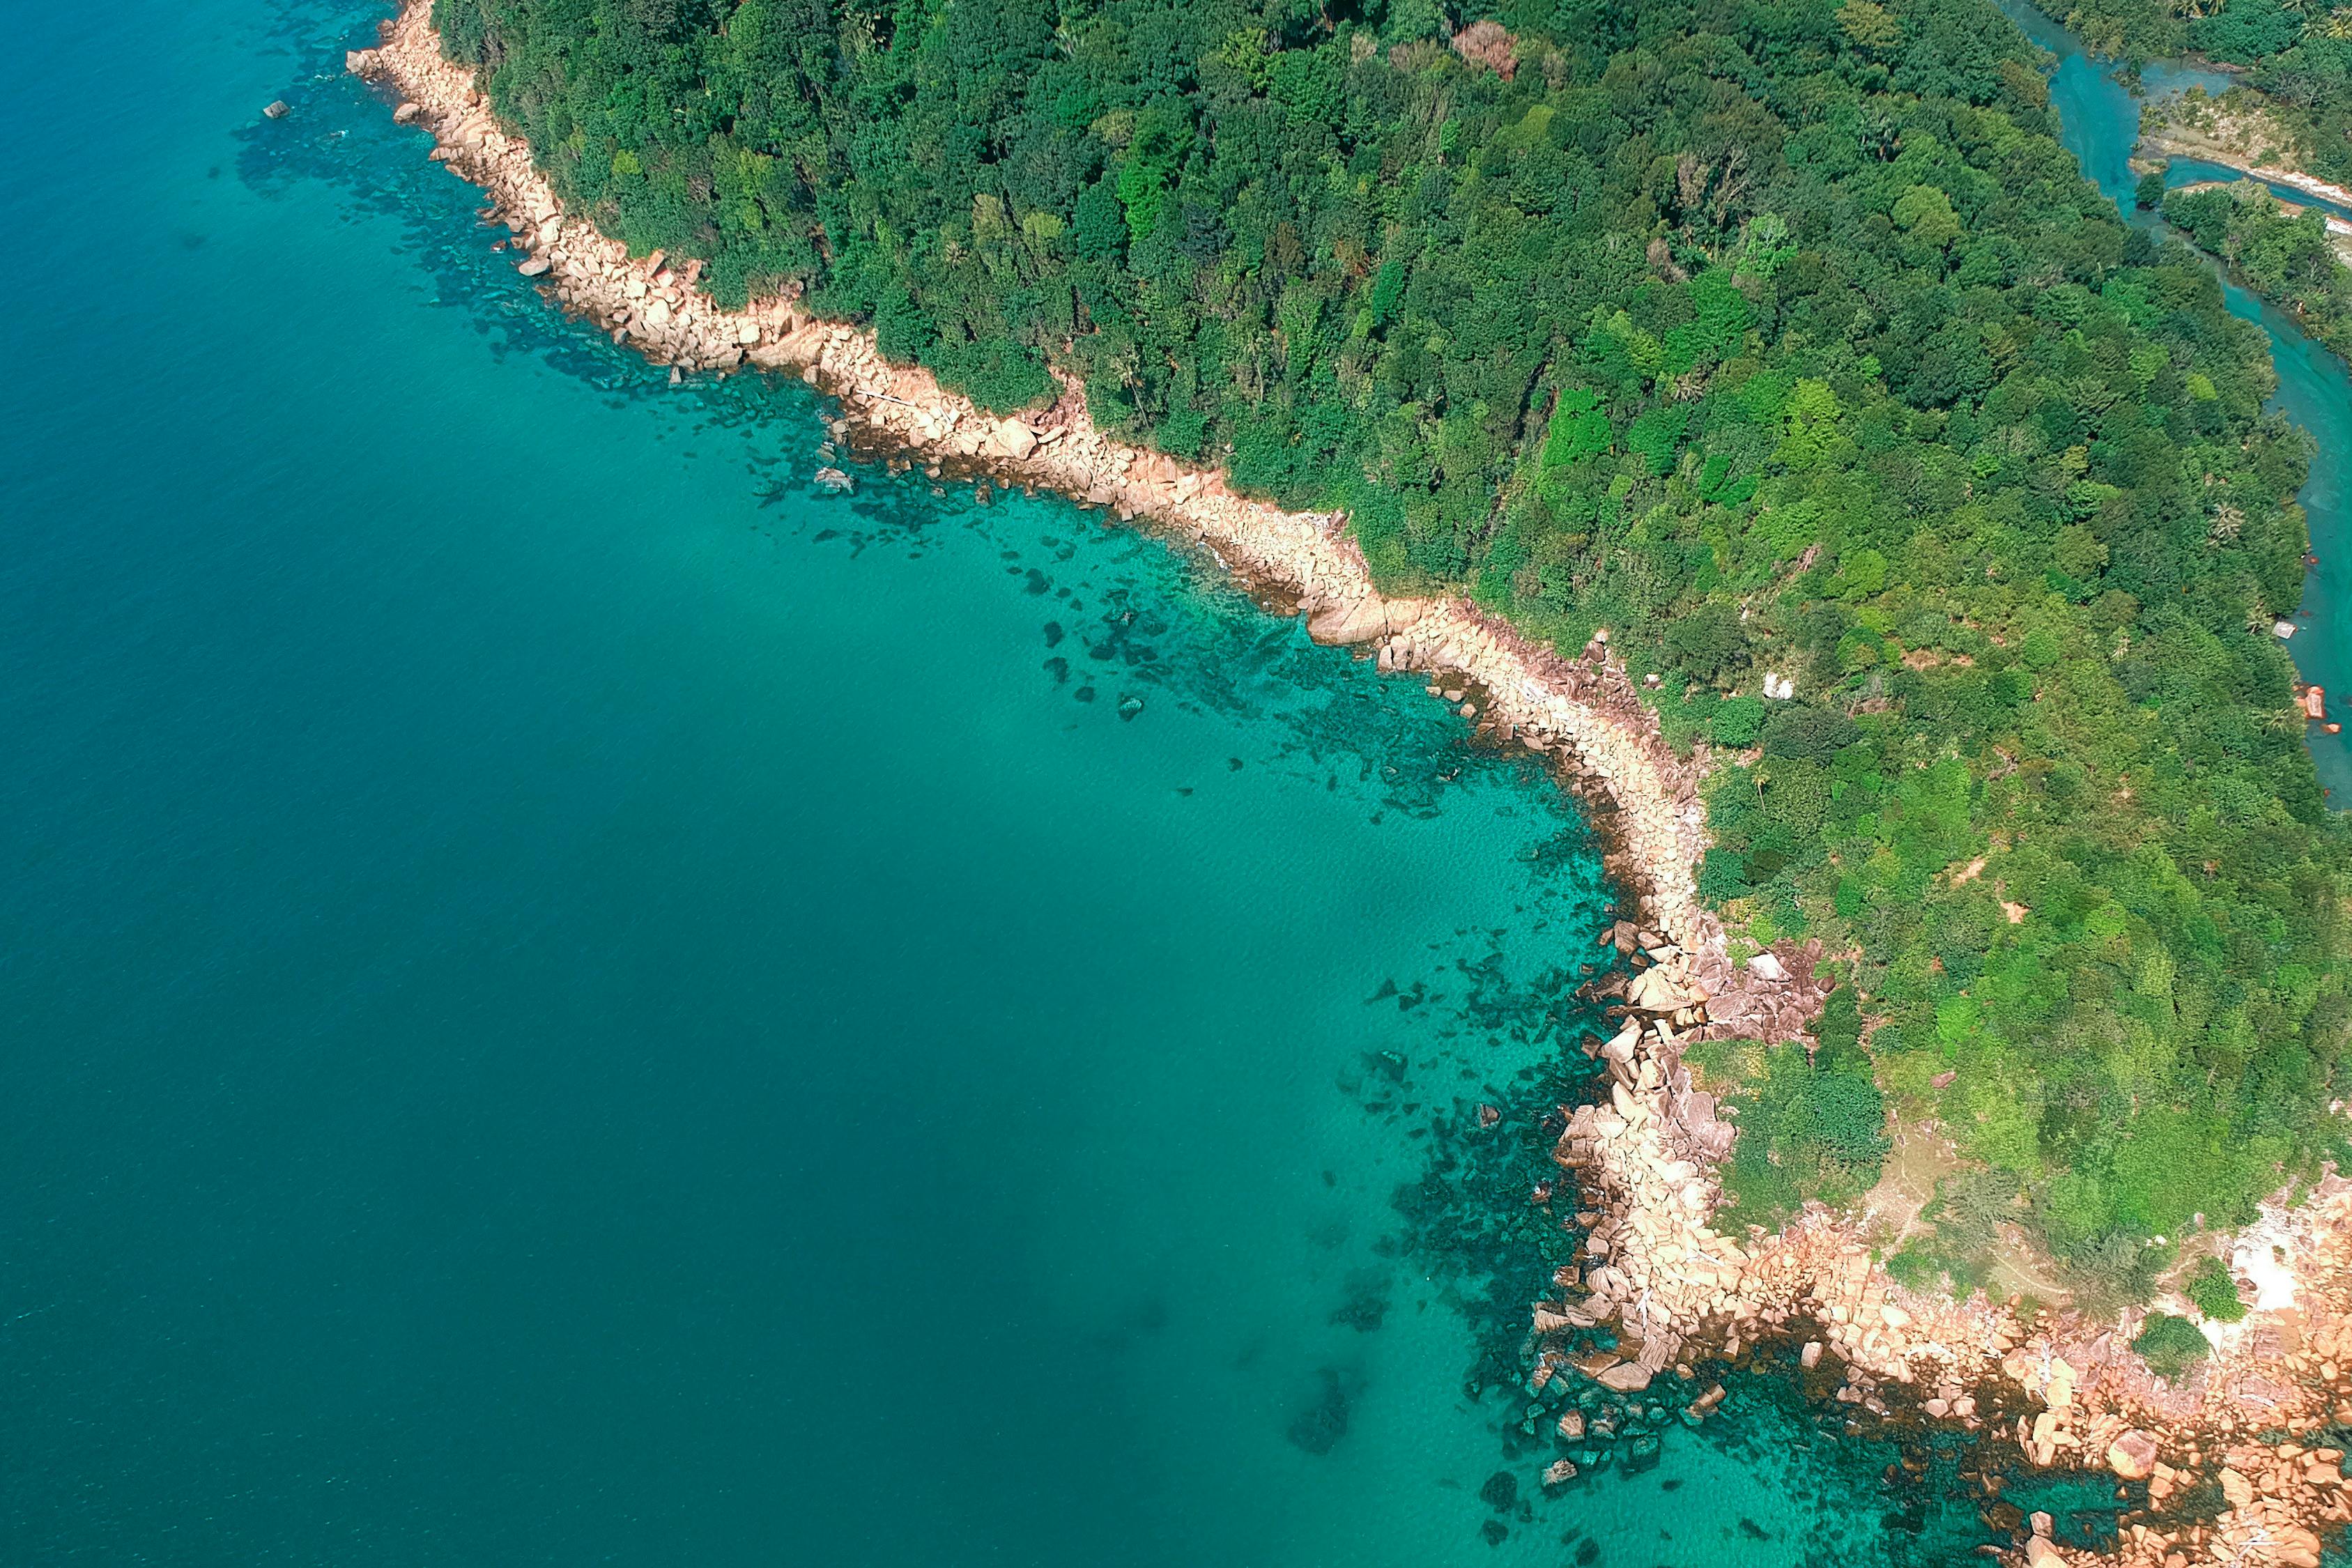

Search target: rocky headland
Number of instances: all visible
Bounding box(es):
[350,8,2352,1560]
[1547,914,2352,1567]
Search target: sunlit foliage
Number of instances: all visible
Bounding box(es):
[438,0,2352,1293]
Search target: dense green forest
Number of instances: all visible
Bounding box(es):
[2162,178,2352,362]
[433,0,2352,1299]
[2050,0,2352,186]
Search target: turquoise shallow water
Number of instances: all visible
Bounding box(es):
[4,1,2337,1565]
[2162,155,2352,224]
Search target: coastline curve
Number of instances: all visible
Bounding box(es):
[348,8,2352,1560]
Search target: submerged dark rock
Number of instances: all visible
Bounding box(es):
[1328,1268,1391,1332]
[1285,1368,1349,1455]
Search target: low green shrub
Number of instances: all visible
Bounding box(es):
[2132,1312,2211,1380]
[2183,1255,2248,1323]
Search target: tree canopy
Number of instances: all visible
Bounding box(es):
[2164,180,2352,366]
[437,0,2352,1296]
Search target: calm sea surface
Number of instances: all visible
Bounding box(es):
[5,2,2326,1565]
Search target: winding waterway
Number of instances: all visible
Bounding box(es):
[2005,0,2352,802]
[1,2,2346,1566]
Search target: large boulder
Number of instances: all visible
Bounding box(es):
[1306,595,1391,646]
[1625,967,1686,1012]
[2106,1429,2158,1480]
[1597,1362,1654,1393]
[990,417,1038,460]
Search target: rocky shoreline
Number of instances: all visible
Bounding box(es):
[346,1,1752,956]
[1542,918,2352,1565]
[347,8,2352,1560]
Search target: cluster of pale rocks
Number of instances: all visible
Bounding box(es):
[2137,107,2352,222]
[353,8,2352,1561]
[1539,919,2008,1399]
[2023,1192,2352,1567]
[1535,915,2352,1566]
[2022,1428,2352,1568]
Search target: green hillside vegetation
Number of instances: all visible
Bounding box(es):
[2162,179,2352,365]
[1700,986,1891,1231]
[435,0,2352,1296]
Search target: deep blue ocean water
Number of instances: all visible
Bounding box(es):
[1,3,2337,1565]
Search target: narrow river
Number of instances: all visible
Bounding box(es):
[2004,0,2352,801]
